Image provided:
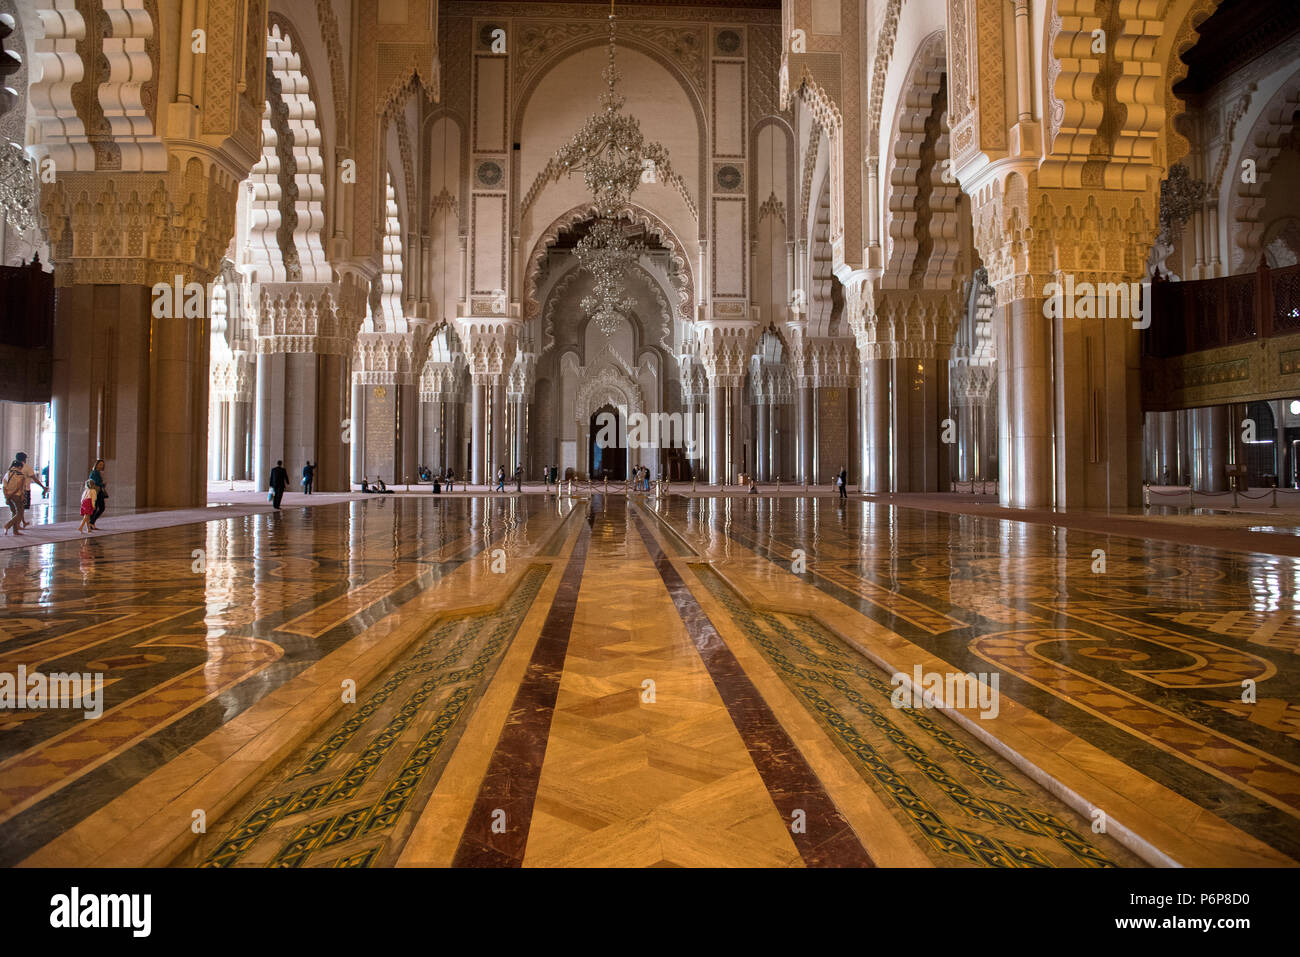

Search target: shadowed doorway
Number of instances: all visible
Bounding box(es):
[589,403,627,480]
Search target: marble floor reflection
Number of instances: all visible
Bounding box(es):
[2,493,1297,867]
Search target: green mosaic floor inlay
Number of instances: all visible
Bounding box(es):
[690,564,1147,868]
[185,565,549,868]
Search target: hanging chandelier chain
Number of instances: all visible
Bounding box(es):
[548,5,674,339]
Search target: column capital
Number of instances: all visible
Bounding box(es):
[452,315,520,378]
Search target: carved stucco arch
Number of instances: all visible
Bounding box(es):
[788,71,846,275]
[749,115,797,243]
[1230,69,1300,270]
[539,257,676,358]
[263,18,329,282]
[510,33,709,238]
[420,107,469,236]
[26,0,164,172]
[575,365,644,430]
[883,31,960,291]
[523,201,694,324]
[1042,0,1224,189]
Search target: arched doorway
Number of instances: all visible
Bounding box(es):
[589,403,627,480]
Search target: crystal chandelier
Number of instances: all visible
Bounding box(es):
[551,3,673,337]
[554,5,674,217]
[575,218,644,337]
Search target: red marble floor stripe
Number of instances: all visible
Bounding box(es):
[631,507,875,868]
[451,513,592,867]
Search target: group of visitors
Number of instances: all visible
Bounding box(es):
[630,465,652,491]
[3,453,106,536]
[4,452,47,535]
[494,465,524,492]
[360,476,393,494]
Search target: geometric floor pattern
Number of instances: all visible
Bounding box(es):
[2,492,1297,866]
[182,566,548,867]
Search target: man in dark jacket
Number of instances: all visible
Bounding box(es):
[270,460,289,509]
[302,461,315,494]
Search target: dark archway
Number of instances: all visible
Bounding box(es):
[589,403,627,480]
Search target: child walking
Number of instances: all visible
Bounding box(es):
[78,480,98,533]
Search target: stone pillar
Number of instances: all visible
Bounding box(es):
[471,378,487,486]
[399,382,419,486]
[756,401,769,481]
[490,377,506,481]
[315,352,348,492]
[1190,404,1229,492]
[708,383,726,484]
[350,378,366,486]
[254,351,284,491]
[796,384,814,484]
[1001,295,1053,508]
[862,357,890,493]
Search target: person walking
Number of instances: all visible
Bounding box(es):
[495,465,505,492]
[837,466,848,501]
[78,480,98,533]
[445,466,455,492]
[269,460,289,509]
[301,461,316,495]
[3,453,44,535]
[87,460,108,530]
[514,465,523,492]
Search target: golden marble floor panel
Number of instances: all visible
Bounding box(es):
[0,497,565,867]
[650,496,1300,864]
[521,503,802,868]
[179,566,551,867]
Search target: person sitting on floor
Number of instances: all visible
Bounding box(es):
[360,477,374,493]
[376,477,393,494]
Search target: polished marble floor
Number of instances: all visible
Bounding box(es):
[1,493,1297,867]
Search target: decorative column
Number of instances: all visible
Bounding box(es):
[695,319,757,486]
[453,316,519,488]
[254,279,366,491]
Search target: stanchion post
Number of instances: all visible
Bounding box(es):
[1273,486,1279,509]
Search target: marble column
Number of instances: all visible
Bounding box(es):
[399,382,419,486]
[797,384,814,484]
[350,379,366,486]
[315,353,347,492]
[862,358,890,493]
[254,351,285,492]
[756,402,769,481]
[471,379,487,486]
[708,384,726,484]
[490,378,506,482]
[1190,404,1229,492]
[1004,296,1053,508]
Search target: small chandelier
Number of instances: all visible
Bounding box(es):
[574,218,644,337]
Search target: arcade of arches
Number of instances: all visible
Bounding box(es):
[1,0,1299,872]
